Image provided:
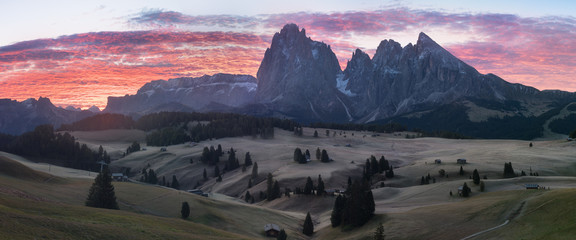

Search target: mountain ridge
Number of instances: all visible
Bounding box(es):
[2,24,576,138]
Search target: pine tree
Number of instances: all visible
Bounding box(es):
[252,162,258,179]
[304,176,314,195]
[316,147,321,160]
[214,165,220,177]
[171,175,180,190]
[374,222,385,240]
[303,212,314,236]
[203,168,208,180]
[317,175,325,196]
[277,229,287,240]
[459,166,464,176]
[273,180,280,200]
[314,130,318,137]
[248,178,252,188]
[181,201,190,219]
[267,173,274,201]
[244,152,252,166]
[321,149,330,162]
[86,167,119,209]
[472,169,480,185]
[245,191,251,203]
[331,195,345,227]
[217,144,223,156]
[462,182,471,197]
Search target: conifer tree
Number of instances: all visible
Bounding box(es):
[277,229,287,240]
[252,162,258,179]
[462,182,471,197]
[203,168,208,180]
[181,201,190,219]
[214,165,220,177]
[86,167,119,209]
[314,130,318,137]
[171,175,180,190]
[459,166,464,176]
[316,147,321,160]
[317,175,325,196]
[304,176,314,195]
[321,149,330,162]
[303,212,314,236]
[244,152,252,166]
[472,169,480,185]
[267,173,274,201]
[245,191,251,203]
[331,195,345,227]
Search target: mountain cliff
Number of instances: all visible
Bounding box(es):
[0,97,95,135]
[105,73,257,115]
[255,23,351,122]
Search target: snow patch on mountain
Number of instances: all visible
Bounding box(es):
[336,73,356,97]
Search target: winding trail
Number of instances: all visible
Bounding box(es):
[460,201,525,240]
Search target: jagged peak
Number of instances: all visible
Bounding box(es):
[277,23,306,39]
[416,32,442,50]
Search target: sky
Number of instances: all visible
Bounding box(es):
[1,0,575,109]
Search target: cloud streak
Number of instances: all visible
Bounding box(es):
[1,8,575,109]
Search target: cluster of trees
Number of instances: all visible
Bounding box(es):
[85,167,118,209]
[59,113,135,131]
[200,145,223,165]
[363,155,393,180]
[266,173,281,201]
[0,125,109,171]
[293,175,326,196]
[139,167,181,189]
[309,122,406,133]
[59,111,302,147]
[420,174,435,185]
[126,141,141,155]
[293,147,331,164]
[331,180,375,228]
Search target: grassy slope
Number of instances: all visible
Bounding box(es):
[482,188,576,240]
[0,155,303,239]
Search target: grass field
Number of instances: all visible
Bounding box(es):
[2,127,576,239]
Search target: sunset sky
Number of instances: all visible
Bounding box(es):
[1,0,575,109]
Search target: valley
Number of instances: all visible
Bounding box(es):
[2,127,576,239]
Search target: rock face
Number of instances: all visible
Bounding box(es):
[105,73,257,115]
[340,32,561,122]
[255,23,351,122]
[0,97,95,135]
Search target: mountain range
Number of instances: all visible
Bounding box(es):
[2,23,576,139]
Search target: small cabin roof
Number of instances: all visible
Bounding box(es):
[264,223,280,232]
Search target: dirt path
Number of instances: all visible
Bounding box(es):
[460,201,525,240]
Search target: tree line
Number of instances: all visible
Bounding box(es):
[0,125,109,171]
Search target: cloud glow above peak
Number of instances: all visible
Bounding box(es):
[1,2,575,109]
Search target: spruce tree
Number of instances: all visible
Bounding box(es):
[314,130,318,137]
[317,175,325,196]
[472,169,480,185]
[277,229,287,240]
[331,195,345,227]
[316,147,321,160]
[244,152,252,166]
[267,173,274,201]
[304,176,314,195]
[252,162,258,179]
[321,149,330,162]
[171,175,180,190]
[462,182,471,197]
[181,201,190,219]
[245,191,251,203]
[86,167,119,209]
[203,168,208,180]
[459,166,464,176]
[214,165,220,177]
[303,212,314,236]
